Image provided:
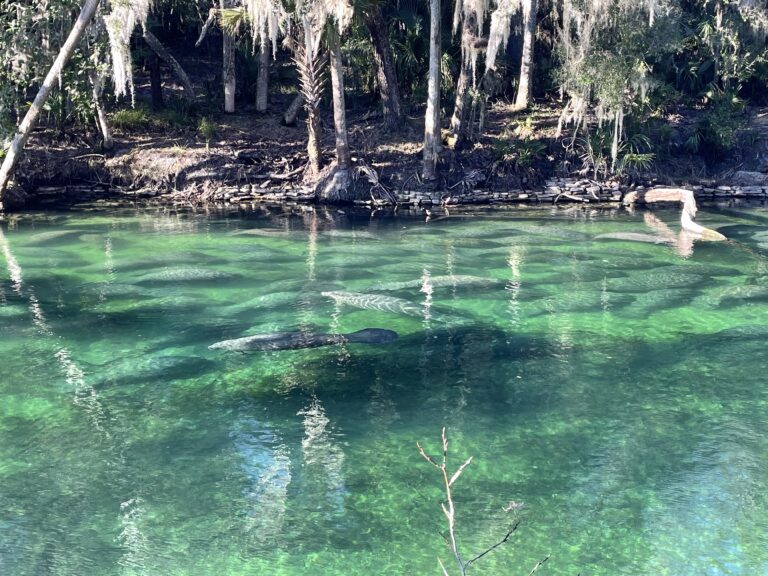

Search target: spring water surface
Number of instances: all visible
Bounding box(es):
[1,205,767,575]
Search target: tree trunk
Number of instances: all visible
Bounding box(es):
[220,0,236,113]
[514,0,537,111]
[296,18,324,180]
[328,30,350,170]
[283,93,304,125]
[422,0,441,181]
[0,0,101,207]
[142,30,196,103]
[364,3,402,130]
[149,54,164,110]
[91,69,114,152]
[306,108,322,179]
[256,39,269,113]
[449,13,476,146]
[318,28,352,202]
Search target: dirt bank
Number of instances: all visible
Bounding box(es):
[9,98,768,210]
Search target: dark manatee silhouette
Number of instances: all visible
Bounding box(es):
[209,328,398,352]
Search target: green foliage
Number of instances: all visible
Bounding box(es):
[573,127,655,179]
[615,134,656,176]
[198,116,217,148]
[111,104,196,133]
[686,90,746,159]
[111,108,153,132]
[494,117,548,172]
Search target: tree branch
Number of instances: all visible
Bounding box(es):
[464,521,520,568]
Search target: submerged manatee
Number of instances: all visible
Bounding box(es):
[134,267,235,284]
[209,328,398,352]
[321,290,424,317]
[595,232,673,244]
[606,271,704,292]
[368,275,501,292]
[25,230,85,245]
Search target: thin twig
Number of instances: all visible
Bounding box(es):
[464,522,519,568]
[527,554,551,576]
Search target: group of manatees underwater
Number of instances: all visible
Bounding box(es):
[207,274,501,352]
[206,214,745,354]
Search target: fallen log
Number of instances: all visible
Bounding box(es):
[623,187,725,241]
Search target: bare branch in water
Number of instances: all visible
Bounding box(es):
[418,427,530,575]
[527,554,551,576]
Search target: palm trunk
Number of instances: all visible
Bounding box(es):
[328,29,350,170]
[142,30,196,103]
[318,27,352,202]
[220,0,236,113]
[364,3,402,130]
[256,39,269,113]
[296,19,324,179]
[514,0,537,111]
[449,13,476,146]
[0,0,100,207]
[306,106,322,179]
[422,0,441,181]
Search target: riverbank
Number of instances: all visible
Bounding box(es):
[7,98,768,211]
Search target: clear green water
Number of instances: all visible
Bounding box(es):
[1,205,767,575]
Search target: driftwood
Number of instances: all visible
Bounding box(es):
[623,187,726,241]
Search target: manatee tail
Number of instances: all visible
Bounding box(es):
[344,328,398,344]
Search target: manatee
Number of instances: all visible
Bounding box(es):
[231,228,292,237]
[134,267,235,284]
[533,289,634,314]
[25,230,85,245]
[80,282,152,297]
[321,290,424,317]
[96,354,217,387]
[504,224,592,240]
[619,288,697,318]
[697,283,768,307]
[595,232,673,244]
[605,271,704,292]
[368,275,501,292]
[323,229,378,240]
[0,304,26,318]
[209,328,398,352]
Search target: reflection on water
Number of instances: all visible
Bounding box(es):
[1,205,768,575]
[231,416,291,544]
[298,398,348,517]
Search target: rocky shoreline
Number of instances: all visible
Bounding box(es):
[23,172,768,210]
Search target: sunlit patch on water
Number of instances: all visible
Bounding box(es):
[1,204,767,575]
